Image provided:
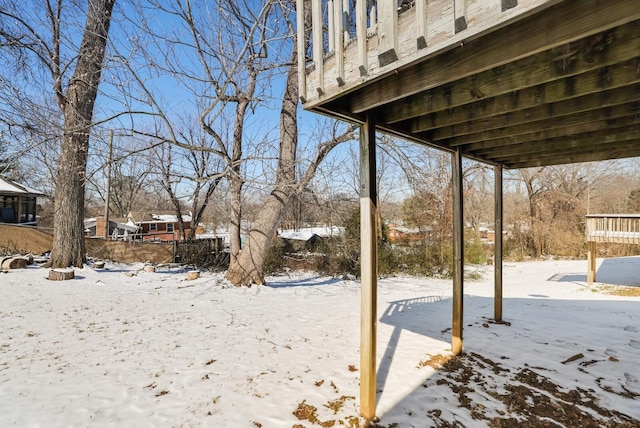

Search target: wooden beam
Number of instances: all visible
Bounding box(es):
[413,57,640,135]
[494,164,503,323]
[381,21,640,125]
[349,0,640,113]
[427,82,640,141]
[485,130,640,162]
[587,241,596,285]
[360,113,378,420]
[505,142,640,168]
[452,147,464,355]
[465,114,640,153]
[404,69,640,135]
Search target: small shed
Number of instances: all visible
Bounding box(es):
[0,176,45,225]
[279,226,344,252]
[279,229,325,252]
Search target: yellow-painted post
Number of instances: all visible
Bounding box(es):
[452,147,464,355]
[360,113,378,420]
[494,164,503,322]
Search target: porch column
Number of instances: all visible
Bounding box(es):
[494,164,503,322]
[360,113,378,420]
[16,195,23,223]
[452,147,464,355]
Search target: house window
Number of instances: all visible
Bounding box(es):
[167,223,174,232]
[150,223,157,231]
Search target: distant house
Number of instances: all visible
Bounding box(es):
[127,211,193,241]
[84,217,139,240]
[388,225,426,243]
[0,176,45,225]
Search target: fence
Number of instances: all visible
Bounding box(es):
[173,238,225,268]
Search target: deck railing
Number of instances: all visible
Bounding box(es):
[296,0,554,107]
[585,214,640,244]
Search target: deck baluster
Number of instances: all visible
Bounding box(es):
[378,0,398,66]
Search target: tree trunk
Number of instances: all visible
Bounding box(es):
[229,176,243,265]
[226,36,299,286]
[225,3,353,286]
[47,0,116,268]
[225,189,289,286]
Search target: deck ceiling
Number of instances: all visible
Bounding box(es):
[314,1,640,169]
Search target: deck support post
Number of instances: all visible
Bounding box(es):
[360,113,378,420]
[587,241,596,285]
[494,164,503,322]
[452,147,464,355]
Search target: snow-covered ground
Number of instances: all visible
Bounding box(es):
[1,257,639,427]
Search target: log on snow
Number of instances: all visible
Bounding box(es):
[1,257,29,270]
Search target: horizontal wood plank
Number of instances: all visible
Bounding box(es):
[349,0,640,113]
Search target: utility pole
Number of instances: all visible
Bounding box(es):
[104,130,113,240]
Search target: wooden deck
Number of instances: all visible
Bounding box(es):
[297,0,640,168]
[585,214,640,244]
[585,214,640,284]
[299,0,558,108]
[296,0,640,420]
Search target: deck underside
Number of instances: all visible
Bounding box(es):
[308,0,640,168]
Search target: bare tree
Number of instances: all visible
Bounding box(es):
[85,134,154,218]
[225,2,356,285]
[1,0,116,267]
[510,162,619,257]
[151,129,224,240]
[115,0,281,256]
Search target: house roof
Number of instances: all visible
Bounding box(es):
[0,176,45,196]
[279,226,344,241]
[127,211,192,224]
[83,218,139,233]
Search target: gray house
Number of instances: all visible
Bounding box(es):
[0,176,44,225]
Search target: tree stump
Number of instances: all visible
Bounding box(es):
[144,265,156,273]
[49,268,75,281]
[186,270,200,280]
[93,261,105,269]
[1,257,28,270]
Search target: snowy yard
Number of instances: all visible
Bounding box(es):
[1,258,639,427]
